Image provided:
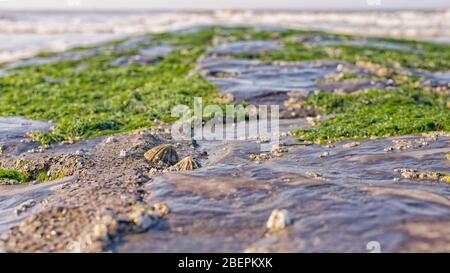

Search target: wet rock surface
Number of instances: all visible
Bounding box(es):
[139,45,176,57]
[0,117,55,155]
[5,50,99,70]
[1,35,159,71]
[111,44,176,67]
[0,127,201,252]
[197,58,367,103]
[115,36,154,52]
[0,177,71,235]
[419,71,450,94]
[196,56,394,118]
[115,130,450,252]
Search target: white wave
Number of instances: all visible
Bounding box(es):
[1,10,449,64]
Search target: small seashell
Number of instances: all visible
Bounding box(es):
[144,144,179,165]
[266,209,293,232]
[15,199,37,216]
[256,136,270,144]
[394,168,417,179]
[172,156,200,171]
[271,143,288,156]
[306,171,323,179]
[249,153,272,161]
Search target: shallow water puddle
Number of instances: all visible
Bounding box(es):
[0,117,54,145]
[5,50,98,70]
[418,71,450,88]
[0,177,74,236]
[139,44,176,57]
[209,40,282,55]
[3,35,154,70]
[197,58,360,102]
[115,36,153,52]
[110,44,176,67]
[297,34,423,53]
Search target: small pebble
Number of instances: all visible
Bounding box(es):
[266,209,293,232]
[105,136,118,144]
[119,149,128,158]
[15,199,37,216]
[343,142,360,148]
[306,171,323,179]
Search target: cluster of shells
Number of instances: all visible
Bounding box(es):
[144,144,200,171]
[384,134,438,152]
[356,61,398,77]
[249,143,289,162]
[305,171,324,180]
[394,168,450,183]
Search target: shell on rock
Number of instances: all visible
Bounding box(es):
[144,144,179,165]
[173,156,200,171]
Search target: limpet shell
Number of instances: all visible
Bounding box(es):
[144,144,179,165]
[172,156,200,171]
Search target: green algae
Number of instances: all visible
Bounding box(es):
[0,168,64,184]
[292,86,450,143]
[0,169,32,183]
[0,29,221,145]
[440,174,450,183]
[246,33,450,71]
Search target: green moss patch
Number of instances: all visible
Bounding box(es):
[292,87,450,143]
[0,169,32,183]
[247,35,450,72]
[0,29,221,145]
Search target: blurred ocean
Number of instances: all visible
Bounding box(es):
[1,9,449,64]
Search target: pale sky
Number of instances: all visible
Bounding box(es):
[0,0,448,10]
